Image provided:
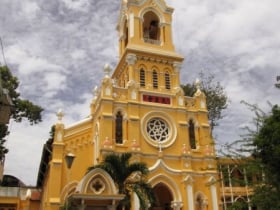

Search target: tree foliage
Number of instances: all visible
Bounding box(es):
[1,66,43,124]
[252,105,280,194]
[181,71,228,132]
[87,153,155,210]
[224,103,280,209]
[227,199,248,210]
[0,66,43,160]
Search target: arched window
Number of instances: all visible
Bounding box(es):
[140,68,145,87]
[152,70,158,89]
[115,111,123,144]
[143,11,160,44]
[165,72,171,89]
[189,119,196,149]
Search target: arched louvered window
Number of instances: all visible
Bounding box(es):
[115,111,123,144]
[165,72,171,89]
[189,119,196,149]
[140,68,146,87]
[152,70,158,89]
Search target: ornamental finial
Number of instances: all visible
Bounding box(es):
[93,86,99,96]
[194,78,202,96]
[104,64,111,78]
[195,78,201,91]
[56,109,64,123]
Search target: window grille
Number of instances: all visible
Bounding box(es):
[140,69,145,87]
[153,70,158,89]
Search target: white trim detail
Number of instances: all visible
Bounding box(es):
[76,168,118,194]
[208,176,219,210]
[129,12,134,38]
[149,159,181,173]
[187,185,194,210]
[211,184,219,210]
[65,116,92,130]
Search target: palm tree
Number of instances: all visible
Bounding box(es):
[87,153,155,210]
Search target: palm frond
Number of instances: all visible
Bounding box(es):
[87,152,155,209]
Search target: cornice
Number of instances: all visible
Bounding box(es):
[127,45,184,61]
[127,0,174,14]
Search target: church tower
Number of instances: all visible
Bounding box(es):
[39,1,221,210]
[114,0,183,91]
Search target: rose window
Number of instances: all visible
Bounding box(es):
[147,118,169,141]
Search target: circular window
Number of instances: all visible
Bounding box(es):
[147,118,169,141]
[141,112,177,148]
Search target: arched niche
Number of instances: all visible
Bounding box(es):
[142,11,161,43]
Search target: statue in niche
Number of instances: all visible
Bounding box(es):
[149,20,158,40]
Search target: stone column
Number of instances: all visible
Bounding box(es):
[208,177,219,210]
[184,175,194,210]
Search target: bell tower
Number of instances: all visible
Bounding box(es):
[117,0,177,56]
[113,0,184,95]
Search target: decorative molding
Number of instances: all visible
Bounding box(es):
[126,53,137,65]
[173,61,182,73]
[149,159,181,173]
[103,63,112,78]
[141,111,177,149]
[127,0,174,14]
[137,55,173,65]
[171,201,183,210]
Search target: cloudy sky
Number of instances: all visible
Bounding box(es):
[1,0,279,185]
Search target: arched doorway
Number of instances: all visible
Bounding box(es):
[150,183,173,210]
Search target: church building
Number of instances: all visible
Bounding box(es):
[38,0,221,209]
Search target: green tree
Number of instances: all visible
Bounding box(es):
[181,71,228,132]
[227,199,248,210]
[0,66,43,160]
[87,153,155,210]
[252,105,280,193]
[224,104,280,209]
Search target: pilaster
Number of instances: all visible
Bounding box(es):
[47,110,66,209]
[126,53,137,85]
[173,62,182,88]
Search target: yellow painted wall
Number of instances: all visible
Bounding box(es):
[41,0,222,210]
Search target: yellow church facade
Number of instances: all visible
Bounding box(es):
[40,0,221,209]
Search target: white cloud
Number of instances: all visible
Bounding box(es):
[21,1,40,19]
[61,0,90,12]
[70,49,86,60]
[1,0,280,185]
[6,45,64,75]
